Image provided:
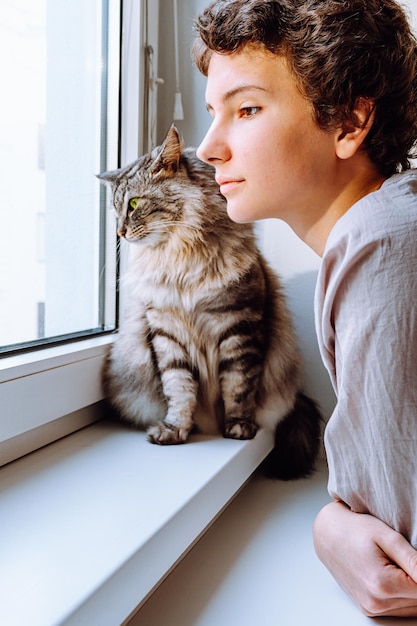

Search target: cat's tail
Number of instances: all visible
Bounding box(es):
[260,392,323,481]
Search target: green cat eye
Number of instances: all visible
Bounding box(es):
[129,198,139,210]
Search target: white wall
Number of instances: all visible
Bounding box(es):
[157,0,209,147]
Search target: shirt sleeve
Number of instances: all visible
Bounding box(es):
[316,218,417,547]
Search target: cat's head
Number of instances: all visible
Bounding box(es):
[97,125,220,247]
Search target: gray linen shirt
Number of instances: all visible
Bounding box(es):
[315,169,417,547]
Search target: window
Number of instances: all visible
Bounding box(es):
[0,0,159,468]
[0,0,128,467]
[0,0,119,354]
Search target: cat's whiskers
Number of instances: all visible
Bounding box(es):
[149,219,202,233]
[95,235,123,297]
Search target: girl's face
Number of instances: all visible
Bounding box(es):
[197,46,351,251]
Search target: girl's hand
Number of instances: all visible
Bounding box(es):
[313,500,417,617]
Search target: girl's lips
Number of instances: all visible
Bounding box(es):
[216,178,244,195]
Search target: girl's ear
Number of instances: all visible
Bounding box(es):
[335,98,376,160]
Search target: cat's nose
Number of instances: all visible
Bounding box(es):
[118,229,126,238]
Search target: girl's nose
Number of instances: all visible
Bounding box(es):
[196,122,231,165]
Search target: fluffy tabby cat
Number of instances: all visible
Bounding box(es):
[98,125,322,479]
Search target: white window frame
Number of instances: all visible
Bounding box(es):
[0,0,159,467]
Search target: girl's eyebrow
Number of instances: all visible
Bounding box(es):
[205,84,269,112]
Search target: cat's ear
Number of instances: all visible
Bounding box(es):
[96,169,120,186]
[150,124,183,177]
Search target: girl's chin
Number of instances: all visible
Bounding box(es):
[226,203,261,224]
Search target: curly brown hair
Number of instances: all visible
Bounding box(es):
[193,0,417,177]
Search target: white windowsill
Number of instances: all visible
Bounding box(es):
[0,334,114,381]
[132,462,417,626]
[0,420,274,626]
[0,336,114,466]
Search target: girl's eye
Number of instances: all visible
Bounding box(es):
[129,197,139,211]
[239,106,260,118]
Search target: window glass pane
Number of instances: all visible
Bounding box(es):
[0,0,117,352]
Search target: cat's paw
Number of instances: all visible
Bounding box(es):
[147,422,190,445]
[223,419,258,440]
